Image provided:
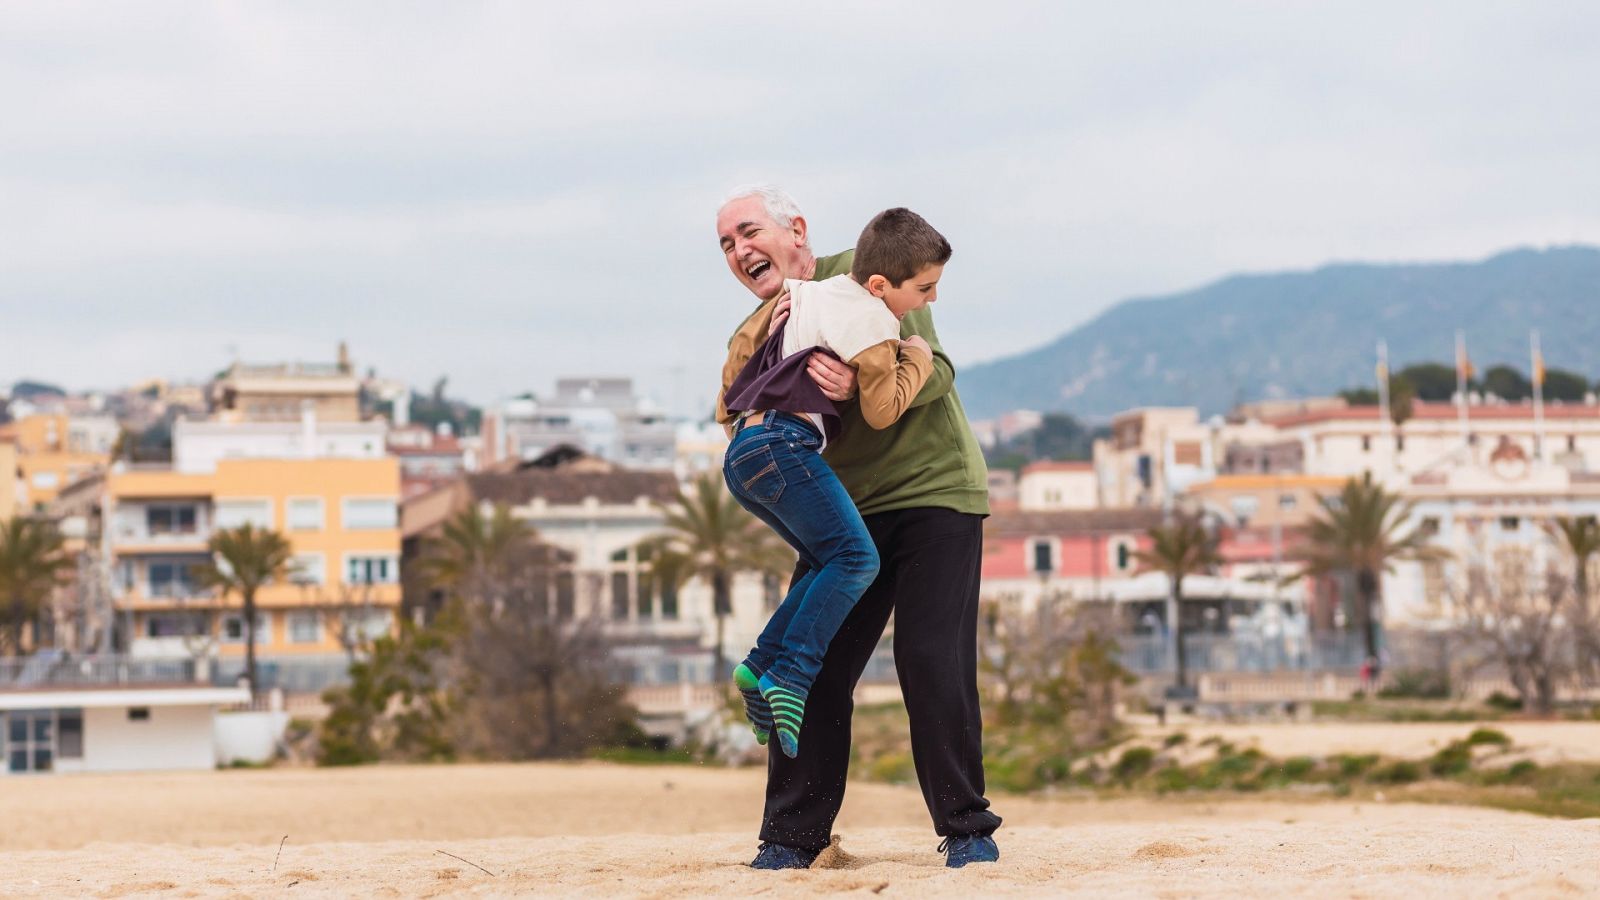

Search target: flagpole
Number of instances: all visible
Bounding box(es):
[1456,331,1471,450]
[1531,329,1546,461]
[1376,340,1392,465]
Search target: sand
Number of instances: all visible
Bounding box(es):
[2,762,1597,898]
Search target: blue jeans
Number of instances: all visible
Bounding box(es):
[723,413,879,695]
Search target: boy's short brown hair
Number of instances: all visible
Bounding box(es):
[850,207,952,287]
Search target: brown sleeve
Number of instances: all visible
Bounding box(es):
[848,340,934,430]
[715,298,778,425]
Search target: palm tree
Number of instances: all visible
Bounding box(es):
[1547,516,1600,612]
[197,523,292,699]
[1547,515,1600,677]
[1134,513,1223,695]
[1299,473,1443,676]
[0,516,75,654]
[415,503,532,612]
[643,472,794,685]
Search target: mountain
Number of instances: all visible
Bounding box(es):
[957,246,1600,421]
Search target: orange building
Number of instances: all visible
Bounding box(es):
[107,456,401,680]
[0,414,115,510]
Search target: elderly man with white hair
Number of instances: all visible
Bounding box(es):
[714,185,1002,870]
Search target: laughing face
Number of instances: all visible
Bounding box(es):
[716,195,812,301]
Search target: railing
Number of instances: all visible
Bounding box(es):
[1117,632,1369,674]
[0,653,198,689]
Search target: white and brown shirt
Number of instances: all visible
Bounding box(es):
[720,275,933,446]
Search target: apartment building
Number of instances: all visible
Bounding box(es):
[497,378,677,471]
[1017,460,1099,511]
[107,455,400,685]
[208,344,361,423]
[0,413,117,510]
[0,440,16,522]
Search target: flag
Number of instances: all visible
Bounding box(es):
[1532,348,1545,387]
[1455,340,1474,382]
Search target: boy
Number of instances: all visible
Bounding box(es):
[718,207,949,757]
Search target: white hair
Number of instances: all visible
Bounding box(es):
[720,183,808,246]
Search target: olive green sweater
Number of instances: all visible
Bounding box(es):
[721,250,989,517]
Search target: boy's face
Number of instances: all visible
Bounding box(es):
[716,196,810,301]
[866,263,945,319]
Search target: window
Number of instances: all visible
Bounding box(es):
[1500,516,1520,533]
[221,613,269,644]
[1361,436,1371,452]
[611,572,630,619]
[215,499,272,530]
[147,561,200,598]
[1230,495,1260,523]
[31,471,60,490]
[127,708,150,721]
[1419,517,1441,537]
[57,710,82,759]
[660,579,679,620]
[1114,541,1132,572]
[1396,435,1405,451]
[290,554,326,585]
[287,498,325,531]
[343,609,390,642]
[341,498,397,530]
[1569,435,1579,452]
[1278,493,1298,511]
[345,555,397,585]
[638,573,655,619]
[146,505,198,535]
[287,611,322,644]
[145,612,208,638]
[555,572,575,620]
[5,710,55,773]
[1030,539,1054,574]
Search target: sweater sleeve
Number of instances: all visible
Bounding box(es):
[715,298,777,425]
[847,340,935,430]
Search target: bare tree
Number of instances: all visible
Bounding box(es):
[1451,546,1580,714]
[980,596,1132,743]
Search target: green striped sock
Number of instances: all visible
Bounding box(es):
[757,672,807,759]
[733,662,771,745]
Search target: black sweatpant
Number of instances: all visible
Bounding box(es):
[758,506,1001,852]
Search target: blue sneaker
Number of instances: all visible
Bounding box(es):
[940,833,999,868]
[750,841,819,870]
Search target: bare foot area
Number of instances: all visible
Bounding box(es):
[1,762,1595,897]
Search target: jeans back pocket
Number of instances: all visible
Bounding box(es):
[728,443,786,504]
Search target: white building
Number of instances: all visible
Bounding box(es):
[1,658,247,775]
[1017,460,1099,510]
[173,410,388,475]
[498,378,677,471]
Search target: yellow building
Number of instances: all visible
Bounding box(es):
[1185,474,1346,530]
[0,440,16,522]
[107,456,401,670]
[0,414,114,510]
[209,344,361,423]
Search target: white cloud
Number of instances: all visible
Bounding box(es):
[2,1,1598,413]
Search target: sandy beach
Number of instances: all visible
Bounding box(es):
[2,761,1598,898]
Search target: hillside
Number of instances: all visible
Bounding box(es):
[959,246,1600,420]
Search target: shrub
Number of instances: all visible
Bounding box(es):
[1378,668,1452,700]
[1114,746,1156,782]
[1164,732,1189,748]
[1335,753,1379,778]
[1429,741,1473,777]
[1279,756,1317,781]
[1371,761,1423,784]
[1465,727,1511,748]
[1485,691,1522,712]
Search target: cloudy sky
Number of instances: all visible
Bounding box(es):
[4,2,1598,416]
